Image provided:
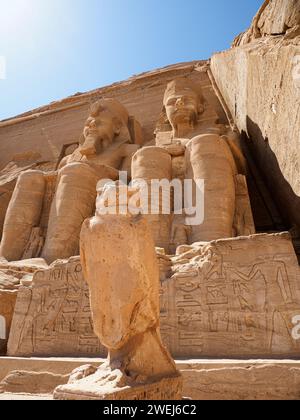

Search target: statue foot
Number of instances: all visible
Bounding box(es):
[53,361,182,401]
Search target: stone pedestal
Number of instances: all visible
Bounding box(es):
[54,362,182,400]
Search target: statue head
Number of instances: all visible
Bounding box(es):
[80,99,129,157]
[163,78,205,137]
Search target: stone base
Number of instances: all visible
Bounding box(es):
[53,364,182,400]
[1,358,300,400]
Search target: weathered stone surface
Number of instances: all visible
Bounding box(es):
[1,358,300,400]
[0,393,52,400]
[258,0,300,36]
[53,184,182,400]
[0,71,253,261]
[211,8,300,233]
[0,370,69,395]
[0,62,218,172]
[0,259,43,353]
[0,271,21,292]
[6,252,167,357]
[7,257,104,358]
[163,233,300,358]
[154,77,254,250]
[182,362,300,400]
[0,1,299,400]
[8,233,300,359]
[54,370,182,400]
[233,174,256,237]
[0,264,25,355]
[0,99,141,264]
[233,0,300,47]
[0,357,104,383]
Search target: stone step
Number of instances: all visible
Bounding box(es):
[1,357,300,400]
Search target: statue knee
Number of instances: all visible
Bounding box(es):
[17,170,45,190]
[59,162,91,177]
[0,170,46,262]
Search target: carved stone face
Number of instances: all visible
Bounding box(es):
[165,89,198,127]
[163,79,204,137]
[80,99,129,157]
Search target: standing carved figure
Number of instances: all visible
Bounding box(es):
[54,183,182,400]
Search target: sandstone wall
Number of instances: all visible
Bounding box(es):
[211,20,300,230]
[2,358,300,400]
[0,62,229,240]
[0,61,227,171]
[8,234,300,359]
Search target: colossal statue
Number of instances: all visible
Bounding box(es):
[0,80,254,263]
[54,183,182,400]
[153,77,255,250]
[0,99,141,264]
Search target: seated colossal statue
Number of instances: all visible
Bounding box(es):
[0,79,255,262]
[137,77,256,252]
[0,99,142,263]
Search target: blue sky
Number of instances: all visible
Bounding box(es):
[0,0,263,121]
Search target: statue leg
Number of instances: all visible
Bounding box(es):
[41,163,112,264]
[0,171,46,262]
[186,135,237,242]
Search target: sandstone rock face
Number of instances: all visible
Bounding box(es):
[0,261,31,355]
[233,0,300,46]
[163,233,300,358]
[1,69,252,262]
[0,62,217,242]
[1,2,300,400]
[7,257,105,358]
[8,233,300,359]
[0,370,69,395]
[211,28,300,233]
[183,363,300,400]
[0,258,49,354]
[0,99,140,264]
[0,62,212,172]
[1,359,300,400]
[258,0,300,36]
[152,76,255,250]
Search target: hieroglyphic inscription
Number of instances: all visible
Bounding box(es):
[8,257,106,357]
[164,234,300,358]
[8,235,300,358]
